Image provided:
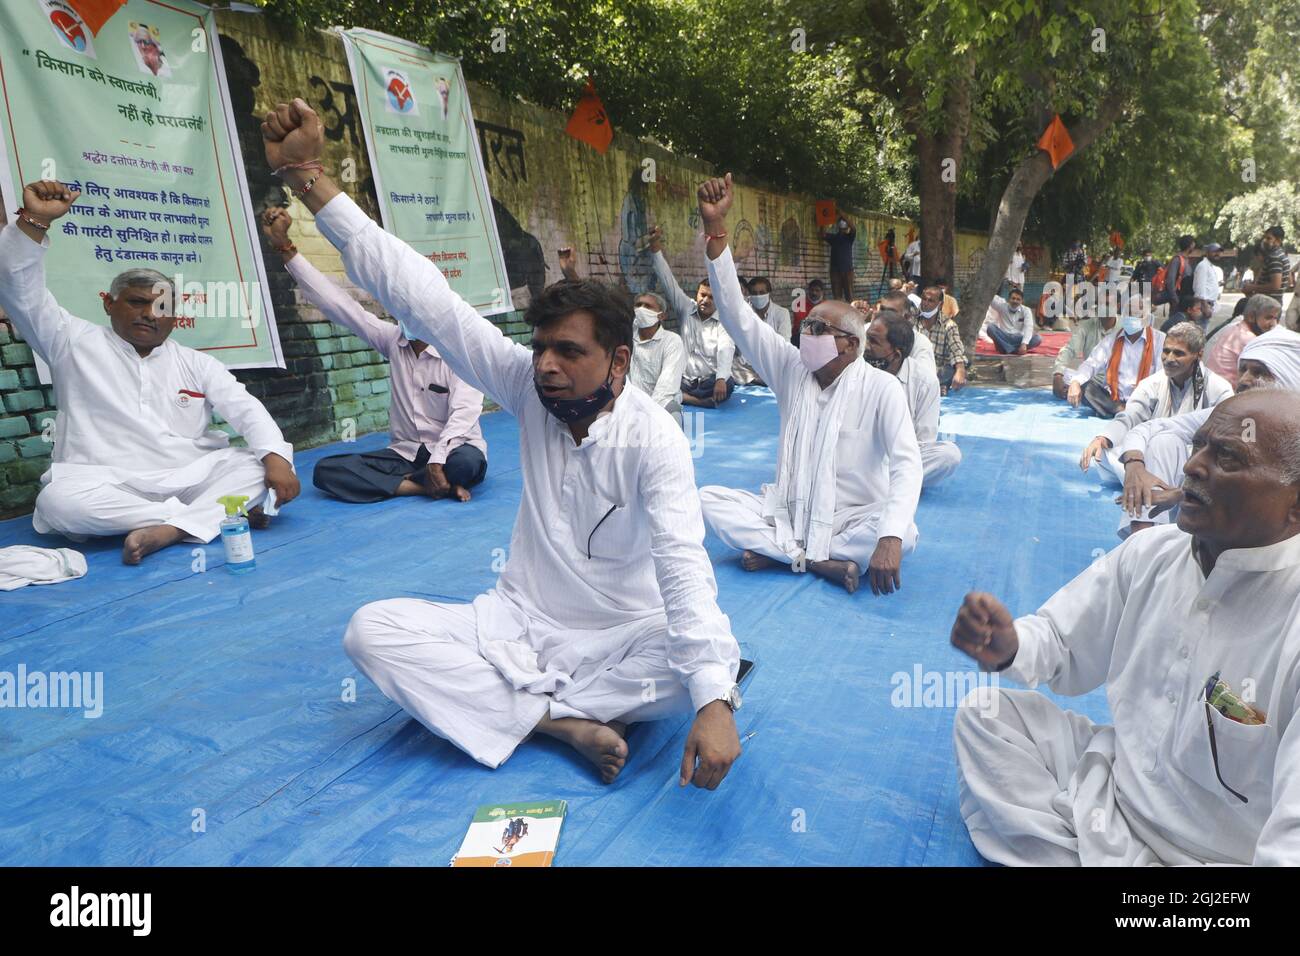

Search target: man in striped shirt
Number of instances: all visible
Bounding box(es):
[1242,226,1289,305]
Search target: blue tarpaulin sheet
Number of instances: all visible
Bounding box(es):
[1,387,1117,865]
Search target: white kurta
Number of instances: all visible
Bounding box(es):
[628,323,686,422]
[651,251,735,382]
[698,246,922,568]
[0,224,291,543]
[314,194,739,767]
[1071,327,1167,402]
[896,355,961,486]
[731,301,794,385]
[1092,365,1233,484]
[955,524,1300,865]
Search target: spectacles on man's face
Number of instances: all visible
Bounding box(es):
[800,317,851,338]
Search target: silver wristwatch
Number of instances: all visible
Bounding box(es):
[719,684,742,713]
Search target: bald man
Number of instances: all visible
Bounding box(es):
[694,175,921,595]
[1116,326,1300,537]
[0,180,298,565]
[952,389,1300,865]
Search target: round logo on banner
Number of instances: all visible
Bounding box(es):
[49,10,88,52]
[384,69,418,115]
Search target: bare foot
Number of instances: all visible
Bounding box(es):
[740,549,777,571]
[122,524,185,565]
[451,485,471,502]
[808,558,860,593]
[535,715,629,783]
[247,505,271,530]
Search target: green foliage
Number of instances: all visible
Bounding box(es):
[255,0,1298,248]
[1215,181,1300,247]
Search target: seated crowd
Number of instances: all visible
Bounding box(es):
[3,98,1298,865]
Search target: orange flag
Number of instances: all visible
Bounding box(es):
[68,0,128,35]
[565,80,613,154]
[815,200,838,227]
[1037,114,1074,170]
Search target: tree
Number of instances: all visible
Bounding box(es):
[1216,181,1300,248]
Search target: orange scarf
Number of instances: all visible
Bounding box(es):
[1106,327,1155,402]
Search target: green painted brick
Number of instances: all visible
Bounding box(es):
[8,458,49,483]
[16,435,52,458]
[326,368,364,386]
[0,370,19,389]
[18,367,43,387]
[0,484,38,512]
[0,324,11,344]
[0,416,30,438]
[1,343,33,365]
[0,442,17,464]
[4,389,44,412]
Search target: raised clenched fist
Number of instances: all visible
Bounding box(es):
[697,173,734,224]
[261,206,293,247]
[22,180,80,222]
[261,97,325,172]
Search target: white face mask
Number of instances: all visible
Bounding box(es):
[633,306,660,329]
[1122,315,1145,335]
[799,333,840,373]
[748,293,770,310]
[919,306,939,319]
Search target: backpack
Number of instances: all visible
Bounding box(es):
[1152,253,1187,304]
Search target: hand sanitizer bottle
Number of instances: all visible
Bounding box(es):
[217,494,256,574]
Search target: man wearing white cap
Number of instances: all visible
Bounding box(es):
[1116,325,1300,537]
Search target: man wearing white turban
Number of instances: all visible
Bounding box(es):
[1115,326,1300,536]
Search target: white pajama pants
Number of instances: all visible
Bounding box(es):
[33,448,270,544]
[1115,431,1191,539]
[698,486,918,569]
[953,687,1179,866]
[343,593,693,768]
[921,441,962,487]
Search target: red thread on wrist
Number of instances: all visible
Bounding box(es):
[15,207,50,230]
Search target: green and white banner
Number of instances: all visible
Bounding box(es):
[340,28,510,315]
[0,0,282,370]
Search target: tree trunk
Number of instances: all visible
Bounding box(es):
[915,129,959,287]
[957,94,1128,352]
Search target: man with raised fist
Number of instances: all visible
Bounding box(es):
[262,207,487,504]
[694,173,922,595]
[260,98,742,788]
[0,180,297,564]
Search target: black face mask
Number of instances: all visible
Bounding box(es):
[866,351,895,371]
[535,355,616,423]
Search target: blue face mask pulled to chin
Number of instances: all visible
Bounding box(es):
[535,355,616,423]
